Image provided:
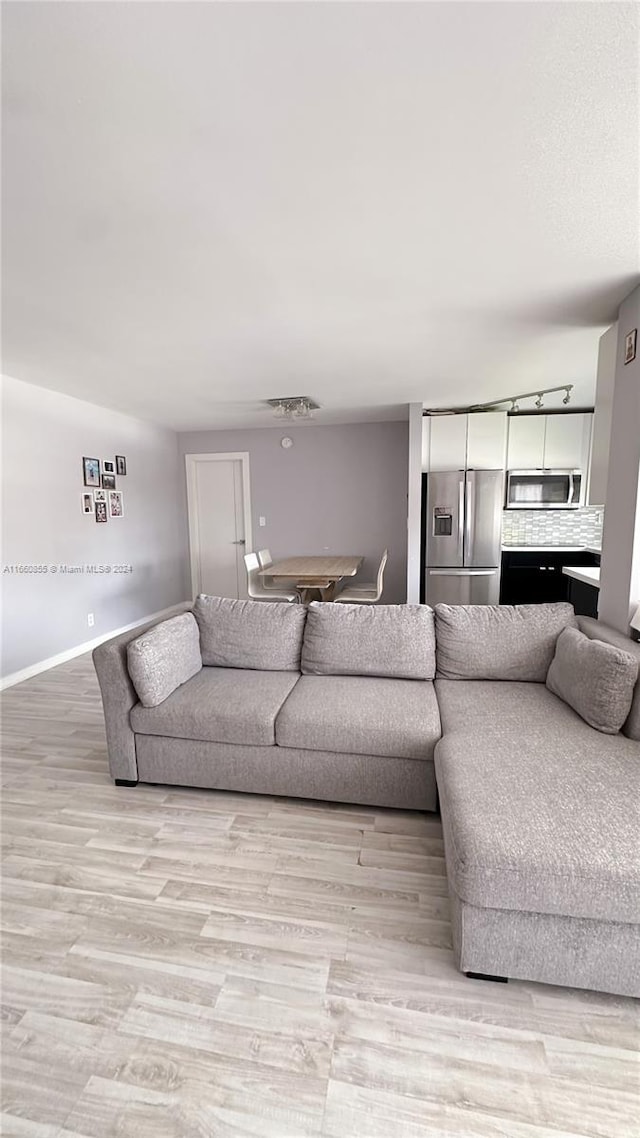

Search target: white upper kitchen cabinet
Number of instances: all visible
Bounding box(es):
[507,415,546,468]
[507,412,593,473]
[466,412,507,469]
[543,412,592,470]
[426,415,468,471]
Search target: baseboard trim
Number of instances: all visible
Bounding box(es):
[0,603,187,691]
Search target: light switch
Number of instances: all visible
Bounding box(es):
[259,516,266,527]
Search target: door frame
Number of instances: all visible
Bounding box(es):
[185,452,253,600]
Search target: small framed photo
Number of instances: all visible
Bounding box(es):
[101,473,116,490]
[95,501,108,524]
[116,455,127,476]
[93,489,106,503]
[109,490,124,518]
[103,460,115,475]
[83,457,100,487]
[82,492,94,515]
[624,329,637,365]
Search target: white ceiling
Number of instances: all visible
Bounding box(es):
[2,2,638,431]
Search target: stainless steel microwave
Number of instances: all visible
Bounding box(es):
[505,469,582,510]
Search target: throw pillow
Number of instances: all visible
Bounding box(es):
[546,626,639,734]
[128,613,202,708]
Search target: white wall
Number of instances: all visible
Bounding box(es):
[598,285,640,632]
[588,323,617,506]
[1,376,190,679]
[406,403,423,603]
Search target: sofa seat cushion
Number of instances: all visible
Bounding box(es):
[435,678,581,734]
[435,713,640,924]
[130,667,299,747]
[275,674,441,760]
[435,602,577,681]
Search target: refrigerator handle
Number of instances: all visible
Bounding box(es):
[458,478,465,563]
[429,569,496,577]
[465,471,475,563]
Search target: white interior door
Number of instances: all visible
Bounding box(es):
[186,454,252,599]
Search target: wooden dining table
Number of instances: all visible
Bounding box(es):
[258,555,363,602]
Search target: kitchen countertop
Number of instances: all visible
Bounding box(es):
[562,566,601,589]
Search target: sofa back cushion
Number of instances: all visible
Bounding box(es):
[435,602,577,682]
[546,626,639,735]
[194,594,306,671]
[578,616,640,741]
[128,613,202,708]
[301,602,436,680]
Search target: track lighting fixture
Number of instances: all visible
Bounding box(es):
[423,384,575,417]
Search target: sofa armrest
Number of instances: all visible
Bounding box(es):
[92,603,192,781]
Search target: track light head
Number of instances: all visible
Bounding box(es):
[563,388,571,405]
[535,394,543,410]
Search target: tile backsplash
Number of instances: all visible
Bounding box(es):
[502,507,603,549]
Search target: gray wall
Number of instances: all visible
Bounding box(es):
[599,284,640,632]
[178,421,409,603]
[1,376,190,678]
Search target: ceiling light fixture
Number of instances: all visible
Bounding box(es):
[535,394,544,409]
[563,387,571,405]
[265,396,319,421]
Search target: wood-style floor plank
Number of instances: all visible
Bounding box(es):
[1,653,638,1137]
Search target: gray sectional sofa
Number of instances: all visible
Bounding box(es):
[93,595,640,997]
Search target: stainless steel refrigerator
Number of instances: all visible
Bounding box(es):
[424,469,503,605]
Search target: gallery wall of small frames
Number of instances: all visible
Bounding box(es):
[82,456,126,522]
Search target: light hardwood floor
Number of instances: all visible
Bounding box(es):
[1,654,638,1137]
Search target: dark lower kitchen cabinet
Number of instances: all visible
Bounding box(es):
[565,577,599,618]
[500,550,600,606]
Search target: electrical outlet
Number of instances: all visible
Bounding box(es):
[87,613,94,628]
[259,516,266,527]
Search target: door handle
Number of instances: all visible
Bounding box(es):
[231,540,246,545]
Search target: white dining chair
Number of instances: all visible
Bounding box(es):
[256,548,288,590]
[335,549,388,604]
[244,552,298,602]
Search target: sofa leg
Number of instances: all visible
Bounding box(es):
[115,779,138,787]
[465,971,509,983]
